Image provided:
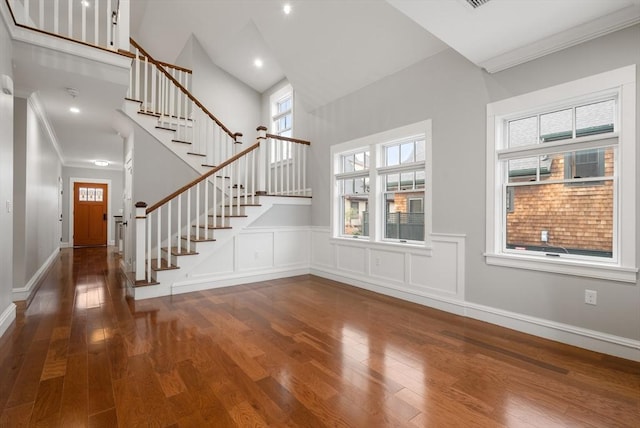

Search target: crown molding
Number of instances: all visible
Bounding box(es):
[27,92,65,164]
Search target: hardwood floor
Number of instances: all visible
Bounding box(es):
[0,247,638,427]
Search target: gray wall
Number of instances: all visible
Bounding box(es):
[175,35,262,143]
[13,97,62,291]
[306,25,640,340]
[61,166,124,244]
[132,122,199,207]
[0,17,13,317]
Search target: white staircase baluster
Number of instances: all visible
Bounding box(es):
[156,208,161,267]
[134,202,147,282]
[94,0,99,44]
[24,0,30,25]
[81,0,86,42]
[167,200,172,260]
[106,0,112,47]
[212,173,217,232]
[151,65,156,113]
[67,0,72,38]
[177,194,182,254]
[195,182,200,240]
[135,49,140,101]
[54,0,59,34]
[143,55,149,111]
[244,153,248,204]
[203,179,208,238]
[147,213,151,281]
[186,188,191,247]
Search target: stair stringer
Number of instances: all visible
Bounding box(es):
[120,100,218,176]
[131,196,312,300]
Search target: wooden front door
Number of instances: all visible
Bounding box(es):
[74,182,108,247]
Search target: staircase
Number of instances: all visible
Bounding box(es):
[120,39,312,299]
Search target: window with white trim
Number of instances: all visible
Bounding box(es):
[486,66,637,282]
[270,85,293,163]
[332,120,432,245]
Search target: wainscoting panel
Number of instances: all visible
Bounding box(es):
[370,248,405,283]
[335,243,367,275]
[237,231,274,271]
[274,229,310,267]
[409,235,465,298]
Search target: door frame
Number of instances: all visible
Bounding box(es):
[69,177,113,247]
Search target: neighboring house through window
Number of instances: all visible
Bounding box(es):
[485,65,637,282]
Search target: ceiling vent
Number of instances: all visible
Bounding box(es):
[465,0,491,9]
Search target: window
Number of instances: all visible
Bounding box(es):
[270,85,293,162]
[332,121,432,246]
[381,138,426,242]
[336,150,370,237]
[486,66,637,282]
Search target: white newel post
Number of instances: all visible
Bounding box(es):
[134,201,147,281]
[115,0,130,51]
[256,126,267,195]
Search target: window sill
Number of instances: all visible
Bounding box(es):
[331,236,433,255]
[484,252,638,283]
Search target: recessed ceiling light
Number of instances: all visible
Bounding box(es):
[69,107,80,114]
[94,160,109,167]
[283,4,292,15]
[254,58,263,68]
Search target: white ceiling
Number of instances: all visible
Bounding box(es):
[131,0,640,107]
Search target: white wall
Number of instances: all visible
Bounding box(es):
[13,96,63,301]
[175,35,261,143]
[61,166,124,245]
[306,25,640,356]
[0,16,14,336]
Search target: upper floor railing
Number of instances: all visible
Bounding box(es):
[128,38,240,168]
[5,0,129,51]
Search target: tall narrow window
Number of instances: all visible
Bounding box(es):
[336,150,370,237]
[380,138,426,242]
[270,85,293,163]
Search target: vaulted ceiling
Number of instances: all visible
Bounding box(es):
[131,0,640,110]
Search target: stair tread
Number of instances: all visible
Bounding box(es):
[223,203,261,207]
[125,97,142,103]
[155,125,176,132]
[193,224,233,229]
[149,258,179,271]
[172,139,192,145]
[161,247,198,256]
[187,152,206,157]
[208,214,247,218]
[124,271,159,287]
[181,235,217,242]
[138,110,160,118]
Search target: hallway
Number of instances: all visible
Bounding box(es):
[0,247,638,427]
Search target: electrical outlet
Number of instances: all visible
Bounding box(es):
[541,230,548,242]
[585,289,597,305]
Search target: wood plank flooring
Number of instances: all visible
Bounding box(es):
[0,246,638,427]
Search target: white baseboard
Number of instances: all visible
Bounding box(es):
[60,242,70,248]
[311,267,640,362]
[0,303,16,339]
[12,248,59,301]
[170,266,311,297]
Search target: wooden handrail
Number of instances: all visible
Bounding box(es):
[266,133,311,146]
[130,38,235,139]
[3,0,133,59]
[146,142,260,214]
[128,52,193,74]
